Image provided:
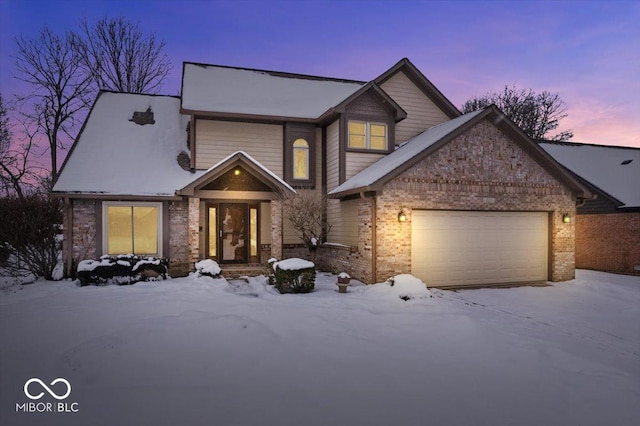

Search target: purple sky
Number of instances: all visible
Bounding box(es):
[1,0,639,149]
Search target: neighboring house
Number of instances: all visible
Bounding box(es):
[52,58,593,288]
[540,141,640,275]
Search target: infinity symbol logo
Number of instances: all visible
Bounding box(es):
[24,378,72,400]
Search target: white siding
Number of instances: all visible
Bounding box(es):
[326,198,359,246]
[381,71,450,144]
[195,120,283,176]
[345,152,384,181]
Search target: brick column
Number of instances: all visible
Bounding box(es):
[188,197,200,267]
[270,199,283,259]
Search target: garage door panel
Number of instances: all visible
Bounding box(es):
[411,211,548,287]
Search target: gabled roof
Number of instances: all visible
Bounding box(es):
[320,81,407,122]
[52,92,200,198]
[330,105,591,199]
[177,151,296,197]
[540,141,640,208]
[180,62,365,120]
[374,58,461,119]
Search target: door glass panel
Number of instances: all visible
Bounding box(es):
[221,205,246,262]
[250,207,258,257]
[208,207,217,258]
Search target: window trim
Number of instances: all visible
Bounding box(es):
[284,122,316,188]
[347,120,390,152]
[102,201,163,256]
[292,138,310,180]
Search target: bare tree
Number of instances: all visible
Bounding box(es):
[0,93,42,200]
[14,27,93,181]
[462,85,573,141]
[75,16,171,94]
[284,190,332,251]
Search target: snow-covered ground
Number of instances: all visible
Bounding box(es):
[1,270,638,425]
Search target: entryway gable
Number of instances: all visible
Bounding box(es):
[177,151,296,197]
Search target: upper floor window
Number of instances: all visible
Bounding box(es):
[292,138,310,180]
[348,121,388,151]
[284,122,315,187]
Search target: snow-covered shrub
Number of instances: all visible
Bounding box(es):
[265,258,278,286]
[272,258,316,294]
[195,259,222,278]
[387,274,431,301]
[76,255,168,285]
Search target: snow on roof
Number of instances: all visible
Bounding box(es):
[330,109,486,195]
[181,63,365,119]
[540,142,640,207]
[53,92,203,196]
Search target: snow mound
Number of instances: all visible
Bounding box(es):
[195,259,222,277]
[77,259,114,272]
[272,258,315,271]
[364,274,431,301]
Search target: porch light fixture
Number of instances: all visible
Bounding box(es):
[234,168,241,176]
[562,214,571,224]
[398,210,407,222]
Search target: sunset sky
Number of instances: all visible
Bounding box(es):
[1,0,638,152]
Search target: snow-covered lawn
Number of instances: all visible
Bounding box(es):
[1,270,638,425]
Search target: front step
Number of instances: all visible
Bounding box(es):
[222,264,265,279]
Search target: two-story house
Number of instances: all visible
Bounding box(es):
[52,58,592,288]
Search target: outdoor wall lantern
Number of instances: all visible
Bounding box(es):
[398,209,407,222]
[562,214,571,224]
[234,168,241,176]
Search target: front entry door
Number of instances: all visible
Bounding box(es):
[219,203,248,263]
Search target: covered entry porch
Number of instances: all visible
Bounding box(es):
[177,152,295,272]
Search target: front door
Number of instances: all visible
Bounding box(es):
[219,203,248,263]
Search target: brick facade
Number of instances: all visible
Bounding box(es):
[576,212,640,274]
[270,199,283,259]
[320,120,578,284]
[64,199,98,275]
[168,200,190,277]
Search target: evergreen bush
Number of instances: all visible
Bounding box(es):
[77,255,167,285]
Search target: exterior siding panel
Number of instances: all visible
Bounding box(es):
[195,120,283,177]
[381,71,450,144]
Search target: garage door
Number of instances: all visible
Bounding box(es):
[411,211,548,287]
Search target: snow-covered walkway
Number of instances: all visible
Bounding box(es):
[1,270,638,425]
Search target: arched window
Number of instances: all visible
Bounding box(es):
[292,138,310,180]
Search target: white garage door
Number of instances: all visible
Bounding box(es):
[411,211,548,287]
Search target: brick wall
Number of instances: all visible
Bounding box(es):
[316,198,375,283]
[576,212,640,274]
[322,121,576,283]
[270,199,283,259]
[69,199,98,267]
[373,120,577,283]
[168,200,190,277]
